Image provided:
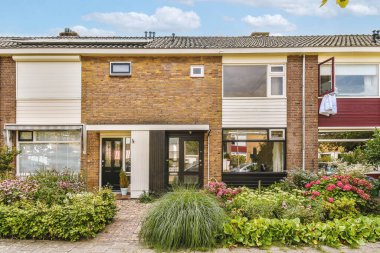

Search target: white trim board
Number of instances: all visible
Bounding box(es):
[3,47,380,55]
[86,124,210,131]
[12,55,81,62]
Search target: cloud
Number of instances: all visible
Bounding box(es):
[242,14,296,32]
[83,6,201,34]
[70,26,116,36]
[235,0,337,17]
[347,4,378,16]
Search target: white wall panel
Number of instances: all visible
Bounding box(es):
[17,62,81,99]
[130,131,150,198]
[16,99,81,124]
[222,98,287,128]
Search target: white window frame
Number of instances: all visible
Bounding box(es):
[269,129,286,140]
[190,65,204,78]
[16,130,82,176]
[222,64,286,98]
[110,62,132,76]
[268,65,286,98]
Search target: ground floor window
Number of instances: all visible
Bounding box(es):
[18,130,81,174]
[222,129,285,173]
[318,130,374,172]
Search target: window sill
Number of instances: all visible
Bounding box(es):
[222,171,287,175]
[223,97,287,100]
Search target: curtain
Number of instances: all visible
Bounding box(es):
[364,75,378,96]
[272,142,283,172]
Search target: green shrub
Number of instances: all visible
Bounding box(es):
[364,129,380,166]
[138,191,157,203]
[227,188,325,223]
[278,169,319,190]
[119,170,129,188]
[324,197,359,219]
[0,146,20,173]
[0,188,116,241]
[29,169,85,206]
[223,216,380,248]
[140,187,227,251]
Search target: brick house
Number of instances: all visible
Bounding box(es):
[0,34,379,197]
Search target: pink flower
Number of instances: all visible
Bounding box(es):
[326,184,336,191]
[311,191,320,197]
[336,181,344,189]
[315,180,321,185]
[305,183,312,189]
[328,197,334,203]
[342,184,352,191]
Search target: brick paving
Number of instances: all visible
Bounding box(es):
[0,200,379,253]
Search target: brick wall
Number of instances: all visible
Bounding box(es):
[0,57,16,146]
[286,55,319,171]
[81,56,223,187]
[82,132,100,190]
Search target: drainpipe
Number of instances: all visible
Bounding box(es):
[207,130,211,182]
[302,54,306,171]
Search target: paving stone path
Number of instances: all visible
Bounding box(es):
[0,200,379,253]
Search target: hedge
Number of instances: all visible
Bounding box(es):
[0,189,117,241]
[224,216,380,248]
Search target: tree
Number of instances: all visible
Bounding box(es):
[364,130,380,166]
[321,0,349,8]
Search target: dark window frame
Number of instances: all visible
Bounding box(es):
[221,128,287,174]
[318,57,335,96]
[110,62,132,76]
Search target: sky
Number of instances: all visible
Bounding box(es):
[0,0,379,37]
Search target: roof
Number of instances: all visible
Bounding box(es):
[0,35,378,49]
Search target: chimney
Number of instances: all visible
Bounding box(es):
[250,32,270,37]
[373,30,380,43]
[59,28,79,37]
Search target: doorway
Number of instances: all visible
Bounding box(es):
[167,133,204,187]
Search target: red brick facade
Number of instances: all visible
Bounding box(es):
[81,56,223,188]
[286,55,319,171]
[0,57,16,146]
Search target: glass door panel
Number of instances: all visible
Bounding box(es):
[168,138,180,185]
[184,140,200,172]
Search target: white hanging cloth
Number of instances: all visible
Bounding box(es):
[319,93,337,117]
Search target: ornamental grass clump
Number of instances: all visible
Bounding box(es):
[139,187,227,251]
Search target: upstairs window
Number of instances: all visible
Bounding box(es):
[223,65,286,98]
[319,59,380,97]
[110,62,132,76]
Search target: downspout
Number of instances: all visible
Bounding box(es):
[207,130,211,182]
[302,54,306,171]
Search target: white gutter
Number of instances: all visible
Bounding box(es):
[302,54,306,171]
[86,124,210,131]
[2,47,380,55]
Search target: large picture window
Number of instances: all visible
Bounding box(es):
[18,130,81,174]
[319,62,379,97]
[223,65,285,98]
[222,129,285,173]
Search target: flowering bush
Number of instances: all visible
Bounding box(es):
[205,181,241,200]
[0,178,37,204]
[304,174,375,213]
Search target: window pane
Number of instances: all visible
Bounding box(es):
[19,143,81,174]
[223,65,267,97]
[271,66,283,72]
[223,129,267,141]
[335,65,378,96]
[169,138,179,173]
[114,141,121,167]
[125,138,131,173]
[320,64,333,95]
[184,141,199,172]
[271,77,283,95]
[35,131,81,142]
[223,141,284,173]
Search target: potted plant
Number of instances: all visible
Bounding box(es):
[119,170,129,196]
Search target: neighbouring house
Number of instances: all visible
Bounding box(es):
[0,31,379,197]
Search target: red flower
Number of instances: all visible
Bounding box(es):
[311,191,320,197]
[336,181,344,189]
[342,184,352,191]
[328,197,334,203]
[305,183,312,189]
[315,180,321,185]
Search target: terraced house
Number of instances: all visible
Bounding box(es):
[0,31,379,197]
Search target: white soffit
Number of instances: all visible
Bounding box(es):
[12,55,81,62]
[86,124,210,131]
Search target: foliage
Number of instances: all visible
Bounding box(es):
[279,169,319,190]
[223,215,380,249]
[304,174,375,213]
[0,188,116,241]
[205,181,241,201]
[230,155,245,168]
[119,170,129,188]
[0,178,38,204]
[324,197,359,219]
[138,191,157,203]
[364,129,380,166]
[140,187,227,251]
[335,162,375,177]
[0,146,20,173]
[321,0,349,8]
[226,188,325,224]
[28,169,85,206]
[340,146,367,165]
